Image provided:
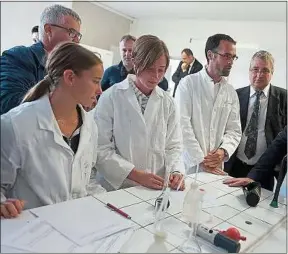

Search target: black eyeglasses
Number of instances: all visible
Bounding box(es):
[213,51,238,61]
[50,24,82,41]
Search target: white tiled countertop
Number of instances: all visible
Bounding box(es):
[1,172,287,253]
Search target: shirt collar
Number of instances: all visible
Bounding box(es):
[129,76,149,99]
[122,74,163,98]
[249,84,270,98]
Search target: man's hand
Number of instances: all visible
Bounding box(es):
[181,62,188,72]
[203,149,225,169]
[1,199,25,219]
[223,177,254,187]
[169,173,185,191]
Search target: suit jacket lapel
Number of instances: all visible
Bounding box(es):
[265,85,280,144]
[266,85,279,119]
[239,86,250,131]
[189,59,197,74]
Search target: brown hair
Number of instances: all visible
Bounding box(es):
[22,42,102,103]
[132,35,170,75]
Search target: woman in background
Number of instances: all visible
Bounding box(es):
[95,35,185,191]
[1,42,104,218]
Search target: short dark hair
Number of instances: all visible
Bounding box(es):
[205,34,236,62]
[120,34,136,43]
[31,25,39,34]
[181,48,193,56]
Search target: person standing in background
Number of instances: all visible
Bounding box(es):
[101,35,169,92]
[172,48,203,97]
[225,50,287,180]
[31,25,39,44]
[0,4,82,114]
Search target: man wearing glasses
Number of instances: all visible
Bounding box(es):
[225,51,287,183]
[1,4,82,114]
[175,34,241,175]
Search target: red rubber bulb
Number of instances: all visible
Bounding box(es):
[221,227,247,241]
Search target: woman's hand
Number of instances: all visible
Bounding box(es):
[128,169,165,190]
[1,199,25,219]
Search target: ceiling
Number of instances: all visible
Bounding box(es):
[94,0,287,22]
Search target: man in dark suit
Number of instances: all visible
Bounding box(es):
[172,48,203,97]
[225,50,287,178]
[223,126,287,191]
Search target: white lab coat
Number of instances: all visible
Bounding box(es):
[95,74,185,190]
[0,95,105,209]
[175,69,241,173]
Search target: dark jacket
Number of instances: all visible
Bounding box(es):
[172,58,203,97]
[0,42,46,114]
[101,61,169,92]
[248,126,287,191]
[225,85,287,174]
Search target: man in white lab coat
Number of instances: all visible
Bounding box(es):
[175,34,242,174]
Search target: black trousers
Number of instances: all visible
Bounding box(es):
[229,157,255,178]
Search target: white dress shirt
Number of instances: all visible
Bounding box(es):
[187,59,195,73]
[237,84,270,165]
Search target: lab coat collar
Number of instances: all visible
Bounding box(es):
[116,74,164,98]
[201,67,227,85]
[36,95,91,151]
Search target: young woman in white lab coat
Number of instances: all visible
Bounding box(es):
[95,35,185,191]
[1,42,105,218]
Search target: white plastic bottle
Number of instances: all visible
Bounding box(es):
[146,233,169,253]
[182,182,205,223]
[181,182,205,253]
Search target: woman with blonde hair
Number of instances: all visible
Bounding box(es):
[95,35,185,191]
[1,42,104,218]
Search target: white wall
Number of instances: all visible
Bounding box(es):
[1,1,72,53]
[72,2,132,51]
[80,44,114,70]
[130,18,286,90]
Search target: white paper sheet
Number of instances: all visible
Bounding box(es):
[2,218,78,253]
[2,218,135,253]
[1,245,32,253]
[1,210,36,236]
[29,196,133,246]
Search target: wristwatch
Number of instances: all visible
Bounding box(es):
[220,148,229,160]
